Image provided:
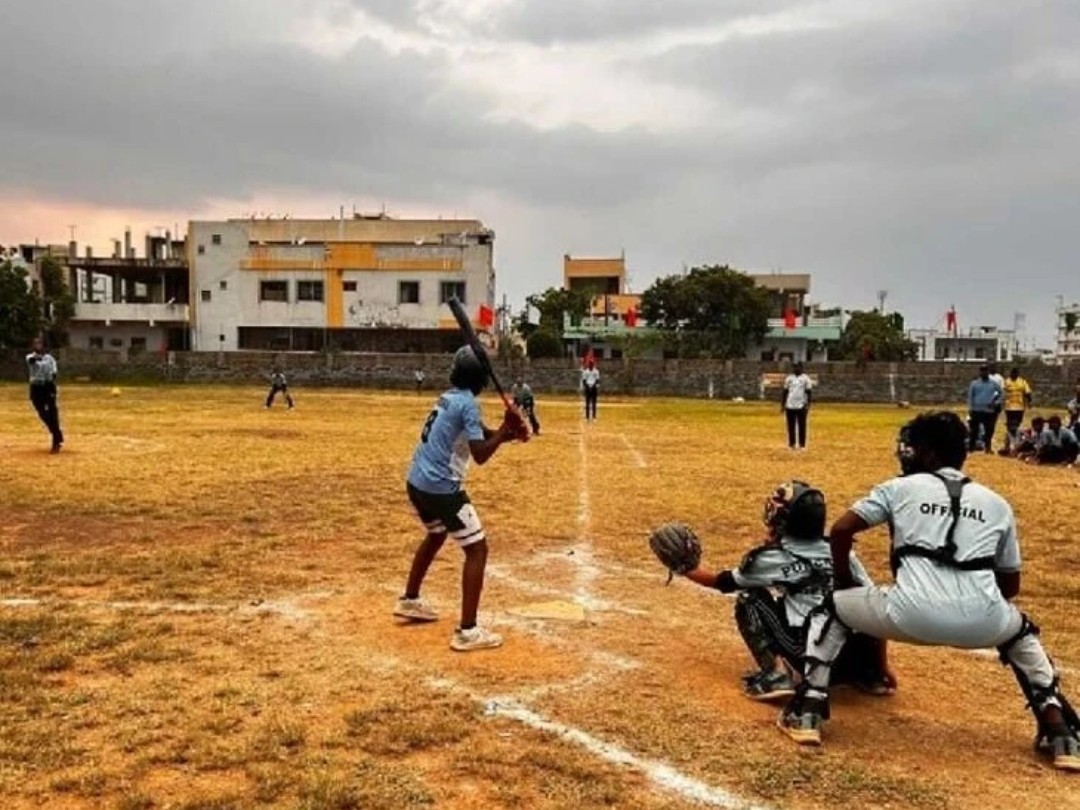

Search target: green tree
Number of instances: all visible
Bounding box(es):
[833,310,918,361]
[0,261,43,349]
[638,265,771,358]
[38,256,75,347]
[525,329,563,358]
[606,329,666,360]
[524,287,590,336]
[1066,312,1078,335]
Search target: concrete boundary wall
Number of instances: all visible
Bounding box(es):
[2,350,1078,405]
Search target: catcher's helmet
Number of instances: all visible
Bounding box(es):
[763,480,826,540]
[450,345,489,394]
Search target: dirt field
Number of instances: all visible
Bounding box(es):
[1,383,1079,810]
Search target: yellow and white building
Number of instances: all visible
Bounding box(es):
[187,215,495,351]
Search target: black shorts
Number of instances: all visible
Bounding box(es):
[406,483,485,546]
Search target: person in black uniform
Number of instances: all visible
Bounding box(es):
[26,336,64,453]
[265,369,294,409]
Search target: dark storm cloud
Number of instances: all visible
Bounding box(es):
[1,0,1078,340]
[0,1,695,212]
[639,1,1080,172]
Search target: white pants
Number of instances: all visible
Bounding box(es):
[806,586,1057,699]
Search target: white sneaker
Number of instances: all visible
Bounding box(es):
[393,596,439,623]
[450,626,503,652]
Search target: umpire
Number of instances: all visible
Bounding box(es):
[26,336,64,453]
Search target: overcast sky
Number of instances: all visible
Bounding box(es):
[1,0,1077,346]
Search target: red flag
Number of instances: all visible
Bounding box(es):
[625,306,638,327]
[478,304,494,330]
[946,307,957,335]
[783,308,797,329]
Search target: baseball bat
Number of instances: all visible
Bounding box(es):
[447,296,513,411]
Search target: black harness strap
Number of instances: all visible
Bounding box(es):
[891,474,997,572]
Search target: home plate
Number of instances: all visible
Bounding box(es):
[506,601,587,622]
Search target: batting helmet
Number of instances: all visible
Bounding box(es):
[763,480,826,541]
[450,345,489,394]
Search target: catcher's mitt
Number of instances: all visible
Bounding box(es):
[648,522,702,584]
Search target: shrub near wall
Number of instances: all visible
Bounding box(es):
[0,350,1077,406]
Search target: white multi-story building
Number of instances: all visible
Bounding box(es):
[187,214,495,352]
[907,326,1017,363]
[1056,302,1080,362]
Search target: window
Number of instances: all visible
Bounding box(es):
[197,245,205,255]
[211,233,222,245]
[260,281,289,302]
[219,280,228,290]
[343,281,357,292]
[440,281,466,304]
[130,337,147,354]
[297,280,324,302]
[89,337,104,350]
[399,281,420,304]
[110,338,123,348]
[201,290,212,302]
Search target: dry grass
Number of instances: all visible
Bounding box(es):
[1,382,1079,809]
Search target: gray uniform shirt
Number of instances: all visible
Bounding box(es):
[732,536,873,627]
[26,352,57,385]
[850,468,1021,647]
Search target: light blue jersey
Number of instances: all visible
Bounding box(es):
[407,388,485,494]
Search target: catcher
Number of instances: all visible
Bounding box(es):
[650,481,895,701]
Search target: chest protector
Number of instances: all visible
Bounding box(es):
[890,474,997,572]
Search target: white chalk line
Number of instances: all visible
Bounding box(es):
[619,433,648,468]
[485,701,771,810]
[409,666,773,810]
[477,425,766,806]
[573,429,598,606]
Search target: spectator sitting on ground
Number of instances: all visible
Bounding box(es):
[1032,415,1079,466]
[1011,416,1046,461]
[1068,380,1080,432]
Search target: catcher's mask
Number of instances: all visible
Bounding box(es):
[763,481,826,541]
[449,345,489,395]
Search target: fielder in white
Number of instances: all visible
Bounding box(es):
[778,410,1080,771]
